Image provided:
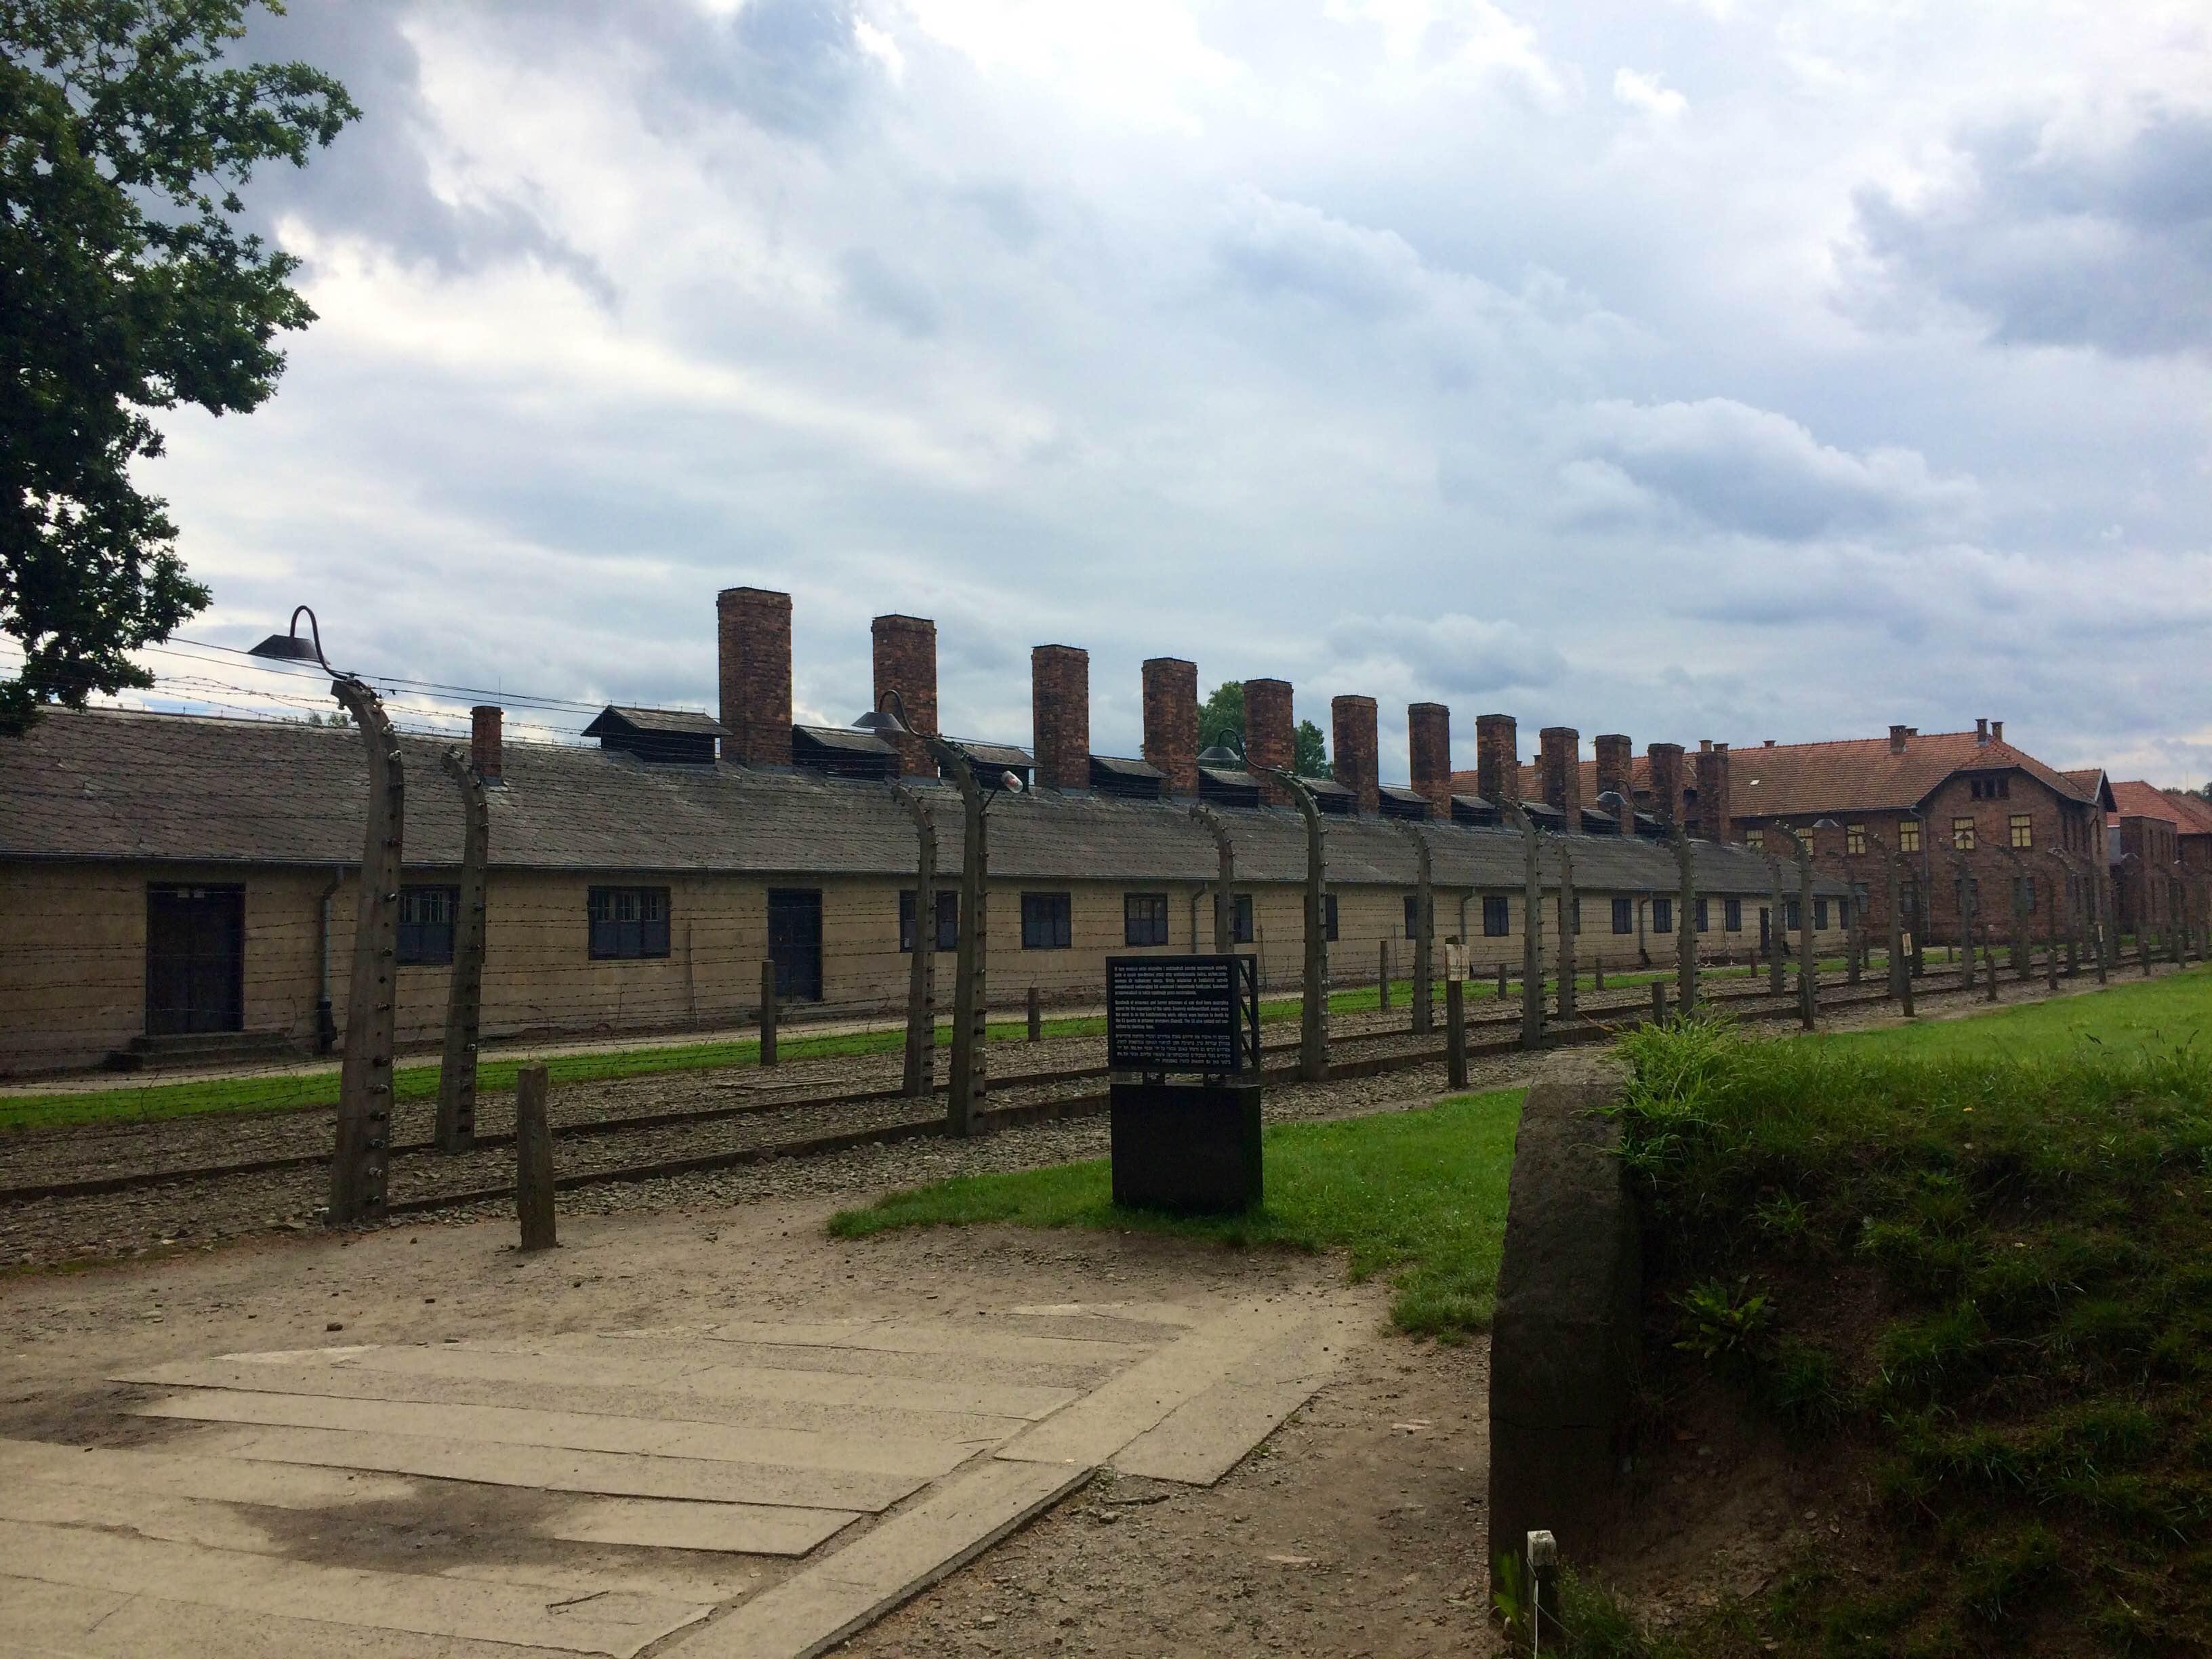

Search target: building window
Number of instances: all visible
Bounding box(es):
[397,885,457,966]
[1124,893,1170,947]
[1694,896,1709,933]
[899,890,959,952]
[2013,875,2035,913]
[1840,897,1855,930]
[1970,775,2011,801]
[1845,824,1866,855]
[1724,897,1742,933]
[1482,895,1510,937]
[1611,897,1633,935]
[1785,897,1802,932]
[2009,814,2032,849]
[1952,817,1976,851]
[588,886,670,960]
[1901,881,1919,925]
[1570,896,1582,935]
[1021,892,1072,950]
[1898,820,1921,854]
[1404,895,1420,938]
[1653,897,1673,934]
[1231,893,1254,945]
[1814,898,1828,930]
[1324,893,1338,942]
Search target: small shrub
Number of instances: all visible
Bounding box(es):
[1673,1277,1776,1371]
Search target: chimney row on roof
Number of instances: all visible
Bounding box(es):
[1141,657,1199,797]
[1246,678,1294,807]
[1332,694,1380,815]
[1647,742,1685,830]
[1540,727,1582,831]
[1595,733,1632,832]
[716,586,793,769]
[1696,742,1732,843]
[1975,718,1989,745]
[1030,644,1088,792]
[470,705,504,785]
[1991,720,2003,744]
[1889,724,1910,754]
[1408,702,1452,808]
[872,614,938,779]
[1475,714,1519,806]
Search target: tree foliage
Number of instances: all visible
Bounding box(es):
[1196,680,1330,777]
[1,0,356,733]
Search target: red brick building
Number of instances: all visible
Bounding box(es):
[2107,781,2207,941]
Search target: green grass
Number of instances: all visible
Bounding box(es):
[830,1086,1525,1337]
[1580,1006,2212,1657]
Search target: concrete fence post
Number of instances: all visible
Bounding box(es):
[892,783,938,1099]
[328,676,402,1225]
[1445,976,1467,1090]
[1027,984,1041,1042]
[1397,823,1434,1038]
[760,960,778,1065]
[1674,829,1698,1017]
[515,1063,556,1252]
[435,748,489,1155]
[1555,840,1578,1024]
[1652,980,1666,1022]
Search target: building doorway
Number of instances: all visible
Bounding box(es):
[767,888,823,1002]
[146,884,245,1036]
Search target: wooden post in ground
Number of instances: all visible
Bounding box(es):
[515,1063,556,1252]
[1378,939,1392,1011]
[1027,984,1041,1042]
[1593,956,1605,992]
[1984,924,1999,1002]
[329,676,402,1225]
[1505,801,1544,1051]
[892,783,937,1099]
[759,960,778,1065]
[1445,976,1467,1090]
[1397,823,1434,1038]
[1497,961,1509,1001]
[1651,980,1666,1021]
[435,748,489,1154]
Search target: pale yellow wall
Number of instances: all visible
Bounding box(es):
[1,858,1853,1075]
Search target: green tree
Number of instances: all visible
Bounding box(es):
[1195,680,1330,778]
[1,0,357,734]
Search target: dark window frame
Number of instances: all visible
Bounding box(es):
[1814,897,1828,930]
[1123,891,1170,947]
[1610,897,1634,935]
[1482,895,1510,938]
[1230,893,1254,945]
[1652,897,1673,935]
[1323,893,1339,943]
[397,883,458,966]
[1724,897,1743,933]
[1694,896,1709,933]
[1020,891,1073,951]
[898,889,960,953]
[588,885,671,960]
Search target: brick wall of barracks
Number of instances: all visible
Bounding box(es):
[1763,772,2104,949]
[0,857,1849,1076]
[2113,816,2184,936]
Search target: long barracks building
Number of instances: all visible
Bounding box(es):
[1,588,1849,1076]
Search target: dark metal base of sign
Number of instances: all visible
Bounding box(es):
[1109,1079,1262,1215]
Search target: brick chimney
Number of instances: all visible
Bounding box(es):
[1975,718,1989,745]
[716,586,793,768]
[470,705,504,786]
[1889,724,1910,754]
[1408,703,1452,808]
[1540,728,1582,831]
[1246,678,1294,807]
[1332,695,1380,815]
[1594,733,1632,832]
[1990,719,2003,745]
[1696,741,1732,842]
[1030,644,1089,792]
[1141,657,1199,797]
[872,614,938,779]
[1475,714,1519,806]
[1647,742,1685,830]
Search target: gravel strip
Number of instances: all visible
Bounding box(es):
[2,962,2176,1269]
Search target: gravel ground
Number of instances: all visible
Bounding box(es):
[1,960,2161,1271]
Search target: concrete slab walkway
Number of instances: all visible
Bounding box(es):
[1,1293,1372,1658]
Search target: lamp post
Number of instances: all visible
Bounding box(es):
[1500,798,1545,1050]
[857,692,1023,1136]
[1261,767,1332,1080]
[1861,829,1912,1015]
[249,608,398,1224]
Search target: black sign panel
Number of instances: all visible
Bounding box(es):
[1107,954,1260,1075]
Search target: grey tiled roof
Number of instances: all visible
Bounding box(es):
[582,705,730,737]
[0,708,1844,895]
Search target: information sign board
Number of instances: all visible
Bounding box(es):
[1106,954,1260,1075]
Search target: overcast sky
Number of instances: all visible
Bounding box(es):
[142,0,2212,784]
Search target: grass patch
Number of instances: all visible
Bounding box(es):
[1586,1004,2212,1658]
[830,1086,1525,1336]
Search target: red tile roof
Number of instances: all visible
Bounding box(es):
[2163,790,2212,838]
[2110,780,2182,824]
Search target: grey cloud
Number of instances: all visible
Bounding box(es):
[1215,194,1428,316]
[1848,106,2212,356]
[841,249,941,337]
[1571,398,1978,541]
[1328,614,1568,699]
